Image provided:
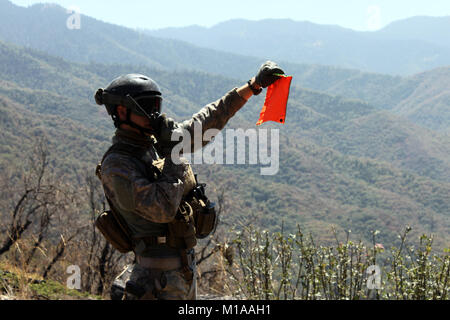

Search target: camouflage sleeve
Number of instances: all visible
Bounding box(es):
[157,88,247,154]
[101,153,185,223]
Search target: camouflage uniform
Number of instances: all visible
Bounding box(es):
[100,88,247,300]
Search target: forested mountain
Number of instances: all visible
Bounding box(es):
[375,16,450,48]
[1,1,448,134]
[392,67,450,132]
[0,39,448,249]
[0,0,448,301]
[0,0,258,78]
[146,17,450,75]
[273,65,450,133]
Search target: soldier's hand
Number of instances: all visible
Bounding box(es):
[150,113,174,141]
[152,113,178,157]
[255,61,285,88]
[148,113,164,135]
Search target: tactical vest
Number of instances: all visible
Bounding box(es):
[95,142,216,254]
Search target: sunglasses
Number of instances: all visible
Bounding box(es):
[133,95,162,116]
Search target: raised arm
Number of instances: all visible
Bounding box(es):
[154,61,285,156]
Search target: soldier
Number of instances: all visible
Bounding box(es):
[94,61,285,300]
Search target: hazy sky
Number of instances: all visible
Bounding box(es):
[9,0,450,31]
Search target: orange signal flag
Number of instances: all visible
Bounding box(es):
[256,75,292,126]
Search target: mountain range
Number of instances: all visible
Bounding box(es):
[145,16,450,75]
[0,1,448,133]
[0,0,448,248]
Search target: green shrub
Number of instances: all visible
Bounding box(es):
[226,225,449,300]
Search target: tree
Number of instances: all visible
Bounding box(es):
[0,139,59,257]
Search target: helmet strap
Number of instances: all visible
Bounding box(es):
[112,108,155,136]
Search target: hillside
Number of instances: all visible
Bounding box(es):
[2,91,448,249]
[1,1,448,134]
[393,67,450,132]
[0,94,110,176]
[201,138,450,248]
[2,39,449,182]
[284,95,450,182]
[0,1,448,301]
[269,65,450,133]
[0,0,258,78]
[0,40,448,250]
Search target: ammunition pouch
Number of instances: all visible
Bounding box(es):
[185,182,217,239]
[189,196,217,239]
[167,201,197,250]
[95,209,133,254]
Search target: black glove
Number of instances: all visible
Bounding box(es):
[148,112,167,136]
[255,61,285,88]
[151,113,179,157]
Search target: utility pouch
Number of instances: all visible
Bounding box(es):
[167,201,197,250]
[190,197,217,239]
[95,207,133,254]
[186,179,217,239]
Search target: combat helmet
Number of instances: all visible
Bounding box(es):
[95,74,162,134]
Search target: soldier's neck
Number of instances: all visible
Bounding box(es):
[114,128,154,148]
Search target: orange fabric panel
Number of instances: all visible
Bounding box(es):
[256,75,292,126]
